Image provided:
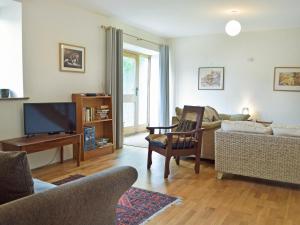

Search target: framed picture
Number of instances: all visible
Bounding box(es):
[59,43,85,73]
[198,67,224,90]
[274,67,300,91]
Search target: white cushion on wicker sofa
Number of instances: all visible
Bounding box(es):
[221,120,272,134]
[271,124,300,137]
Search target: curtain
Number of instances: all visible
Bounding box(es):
[159,45,170,126]
[105,27,123,149]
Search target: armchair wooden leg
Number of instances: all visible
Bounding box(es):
[164,156,171,178]
[175,156,180,166]
[147,148,152,170]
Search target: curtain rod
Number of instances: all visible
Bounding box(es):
[100,25,161,46]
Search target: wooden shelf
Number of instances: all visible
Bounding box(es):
[72,94,111,99]
[82,143,114,160]
[0,97,30,101]
[72,93,114,161]
[84,119,112,125]
[90,143,114,151]
[81,96,111,99]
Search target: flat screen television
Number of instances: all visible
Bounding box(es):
[24,103,76,135]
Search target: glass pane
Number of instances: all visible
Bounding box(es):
[123,56,136,95]
[138,56,149,125]
[123,102,135,127]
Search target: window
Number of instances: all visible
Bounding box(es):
[0,0,23,98]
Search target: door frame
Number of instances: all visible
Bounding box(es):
[123,50,151,136]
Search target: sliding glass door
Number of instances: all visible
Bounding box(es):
[123,51,150,135]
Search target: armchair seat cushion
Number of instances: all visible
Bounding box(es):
[146,134,195,149]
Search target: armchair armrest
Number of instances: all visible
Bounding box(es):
[146,124,178,134]
[166,128,204,137]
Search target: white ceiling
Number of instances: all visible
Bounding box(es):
[66,0,300,38]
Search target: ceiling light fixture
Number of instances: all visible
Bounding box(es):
[225,10,241,37]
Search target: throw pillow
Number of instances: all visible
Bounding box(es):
[206,106,220,121]
[0,151,34,204]
[271,124,300,137]
[175,107,183,119]
[219,114,231,120]
[221,121,273,134]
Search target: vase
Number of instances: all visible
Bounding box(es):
[0,89,10,98]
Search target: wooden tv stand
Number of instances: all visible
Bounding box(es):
[1,133,81,166]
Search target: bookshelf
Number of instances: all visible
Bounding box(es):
[72,94,114,161]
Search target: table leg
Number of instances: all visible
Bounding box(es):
[77,141,81,166]
[60,146,64,163]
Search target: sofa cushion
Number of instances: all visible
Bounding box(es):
[219,114,231,120]
[271,124,300,137]
[219,114,250,121]
[33,178,56,193]
[221,121,273,134]
[202,106,219,122]
[229,114,250,121]
[0,151,34,204]
[175,107,183,118]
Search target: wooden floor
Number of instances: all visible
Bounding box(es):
[32,146,300,225]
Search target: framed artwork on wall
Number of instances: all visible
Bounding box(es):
[198,67,224,90]
[59,43,85,73]
[274,67,300,91]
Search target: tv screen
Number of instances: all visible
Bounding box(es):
[24,103,76,135]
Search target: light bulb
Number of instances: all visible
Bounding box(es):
[225,20,241,37]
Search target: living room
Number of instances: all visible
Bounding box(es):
[0,0,299,225]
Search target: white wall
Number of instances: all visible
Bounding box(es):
[109,17,165,52]
[0,1,23,97]
[0,0,165,169]
[170,28,300,124]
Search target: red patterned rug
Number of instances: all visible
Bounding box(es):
[53,174,180,225]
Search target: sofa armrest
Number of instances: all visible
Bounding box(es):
[202,121,222,130]
[0,166,138,225]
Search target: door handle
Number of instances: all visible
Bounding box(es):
[135,87,139,96]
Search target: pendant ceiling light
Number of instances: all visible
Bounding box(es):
[225,20,241,36]
[225,10,241,37]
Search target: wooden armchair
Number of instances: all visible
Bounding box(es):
[146,106,205,178]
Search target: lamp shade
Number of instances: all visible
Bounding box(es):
[225,20,241,36]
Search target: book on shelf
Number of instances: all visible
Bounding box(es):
[83,126,96,151]
[83,106,110,122]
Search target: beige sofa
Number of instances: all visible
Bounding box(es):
[172,106,249,159]
[215,130,300,184]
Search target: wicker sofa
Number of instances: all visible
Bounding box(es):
[215,130,300,184]
[172,106,249,159]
